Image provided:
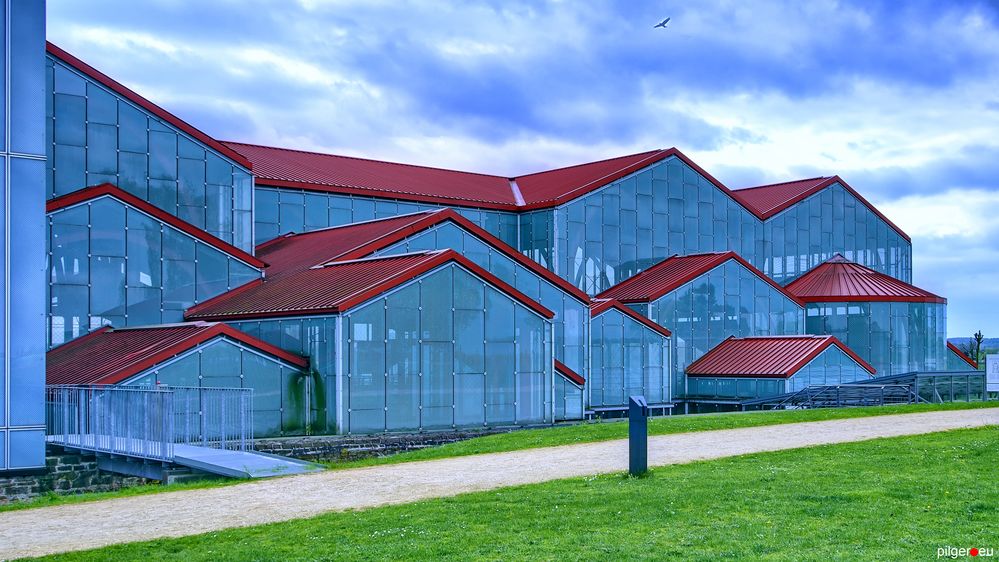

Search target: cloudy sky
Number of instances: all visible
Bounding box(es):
[47,0,999,338]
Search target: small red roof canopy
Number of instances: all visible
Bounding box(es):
[784,254,945,304]
[47,322,308,385]
[187,250,554,321]
[595,251,803,307]
[686,335,876,379]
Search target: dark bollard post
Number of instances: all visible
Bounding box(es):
[629,395,649,476]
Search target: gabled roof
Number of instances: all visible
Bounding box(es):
[590,299,672,338]
[255,208,589,302]
[186,250,554,321]
[947,342,979,369]
[46,42,252,170]
[46,183,266,269]
[733,176,911,242]
[514,149,670,208]
[223,141,518,209]
[224,142,752,213]
[686,335,876,378]
[784,254,945,304]
[595,251,803,307]
[47,322,308,385]
[554,360,585,386]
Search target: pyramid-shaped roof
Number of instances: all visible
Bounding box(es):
[784,254,945,303]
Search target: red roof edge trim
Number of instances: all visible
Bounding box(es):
[333,208,590,304]
[736,176,911,243]
[215,324,310,369]
[46,42,253,170]
[47,183,267,269]
[554,359,585,386]
[825,336,877,375]
[598,252,805,308]
[947,342,979,369]
[254,177,520,212]
[328,251,555,319]
[184,278,266,318]
[518,150,672,209]
[794,294,947,304]
[105,323,308,385]
[590,299,672,338]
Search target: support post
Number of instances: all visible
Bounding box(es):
[629,395,649,476]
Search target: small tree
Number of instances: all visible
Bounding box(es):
[961,330,985,365]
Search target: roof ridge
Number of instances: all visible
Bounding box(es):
[223,140,510,181]
[734,176,832,192]
[514,149,667,179]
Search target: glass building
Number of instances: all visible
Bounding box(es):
[20,26,966,449]
[45,322,311,437]
[787,255,948,377]
[684,335,876,406]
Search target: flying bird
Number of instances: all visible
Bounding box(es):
[654,17,670,29]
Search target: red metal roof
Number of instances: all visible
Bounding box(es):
[255,208,589,302]
[46,322,308,385]
[554,360,585,386]
[686,335,876,378]
[595,252,803,307]
[733,176,911,242]
[186,250,554,321]
[46,183,266,269]
[46,43,252,170]
[947,342,979,369]
[223,141,518,209]
[784,254,945,304]
[515,149,670,208]
[256,212,439,278]
[590,299,672,338]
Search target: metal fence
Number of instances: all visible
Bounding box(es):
[742,383,921,410]
[46,385,252,462]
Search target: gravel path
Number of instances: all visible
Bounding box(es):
[2,407,997,559]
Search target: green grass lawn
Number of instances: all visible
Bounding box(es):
[3,401,994,514]
[38,425,999,561]
[330,400,999,469]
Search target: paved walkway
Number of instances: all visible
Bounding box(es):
[2,407,997,559]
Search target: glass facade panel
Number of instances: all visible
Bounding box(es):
[46,197,262,347]
[648,259,804,379]
[805,301,947,376]
[253,186,519,249]
[589,307,670,408]
[46,56,253,251]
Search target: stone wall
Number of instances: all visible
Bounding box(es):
[0,449,150,504]
[254,427,518,463]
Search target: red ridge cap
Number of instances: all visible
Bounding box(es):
[46,183,267,269]
[590,299,672,338]
[947,341,979,369]
[554,359,585,386]
[46,42,253,170]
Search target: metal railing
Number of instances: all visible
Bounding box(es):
[742,383,921,410]
[46,385,252,462]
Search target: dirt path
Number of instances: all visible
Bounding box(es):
[2,407,997,559]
